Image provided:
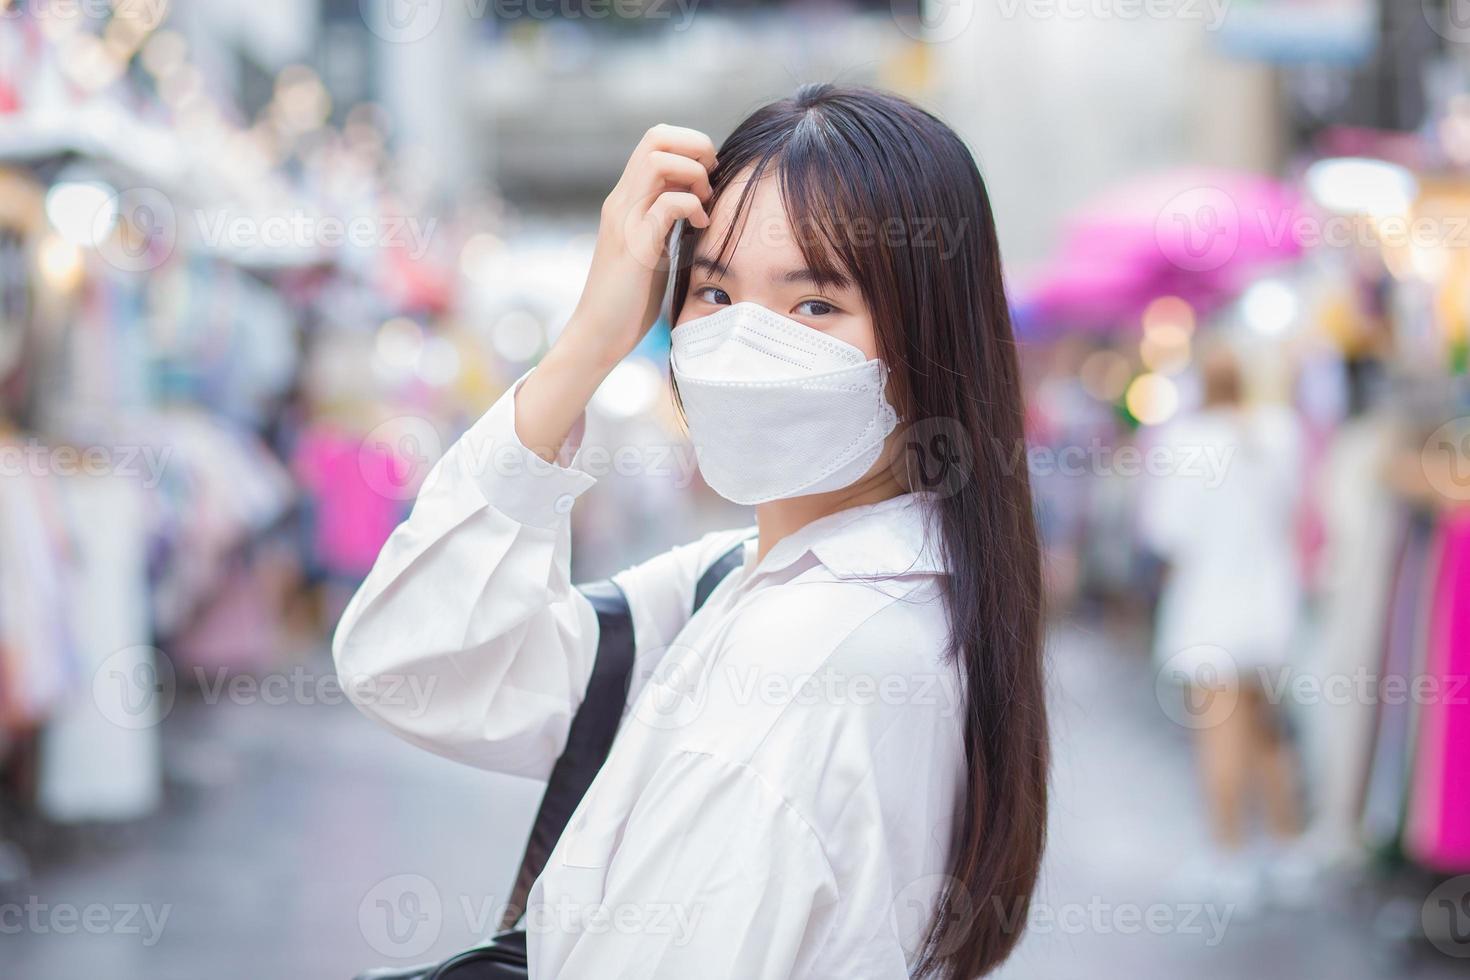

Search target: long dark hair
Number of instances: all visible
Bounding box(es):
[672,84,1048,978]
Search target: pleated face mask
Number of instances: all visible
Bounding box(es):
[670,302,900,506]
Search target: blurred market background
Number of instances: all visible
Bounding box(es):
[2,0,1470,977]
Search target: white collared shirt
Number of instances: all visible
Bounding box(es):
[333,371,965,979]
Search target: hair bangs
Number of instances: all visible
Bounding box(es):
[687,114,876,297]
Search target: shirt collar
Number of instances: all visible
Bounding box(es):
[742,491,948,582]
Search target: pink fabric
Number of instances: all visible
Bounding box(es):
[293,428,410,577]
[1406,510,1470,871]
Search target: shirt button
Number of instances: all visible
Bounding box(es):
[553,493,575,515]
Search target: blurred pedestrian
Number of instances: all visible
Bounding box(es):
[1142,346,1309,909]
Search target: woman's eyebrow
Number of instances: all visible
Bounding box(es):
[780,266,853,289]
[691,257,852,289]
[690,256,731,279]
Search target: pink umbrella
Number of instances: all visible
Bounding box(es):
[1016,168,1305,334]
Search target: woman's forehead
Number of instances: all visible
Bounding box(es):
[700,173,807,275]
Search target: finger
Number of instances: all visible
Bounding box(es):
[623,191,707,272]
[643,151,713,201]
[648,191,710,234]
[636,123,718,171]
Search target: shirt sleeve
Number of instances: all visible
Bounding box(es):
[332,367,601,778]
[332,367,753,779]
[550,750,840,980]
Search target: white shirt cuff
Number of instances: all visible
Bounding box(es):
[459,368,598,529]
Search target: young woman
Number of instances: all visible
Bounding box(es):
[334,85,1047,979]
[1142,347,1306,906]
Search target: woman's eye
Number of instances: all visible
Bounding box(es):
[696,286,732,305]
[795,300,836,317]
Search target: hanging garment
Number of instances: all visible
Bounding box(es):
[140,411,295,636]
[1298,414,1400,862]
[1361,511,1439,851]
[37,472,160,822]
[1404,509,1470,872]
[0,441,77,729]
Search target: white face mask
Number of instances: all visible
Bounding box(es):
[670,302,900,506]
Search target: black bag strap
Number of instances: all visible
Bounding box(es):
[498,534,752,929]
[694,536,750,612]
